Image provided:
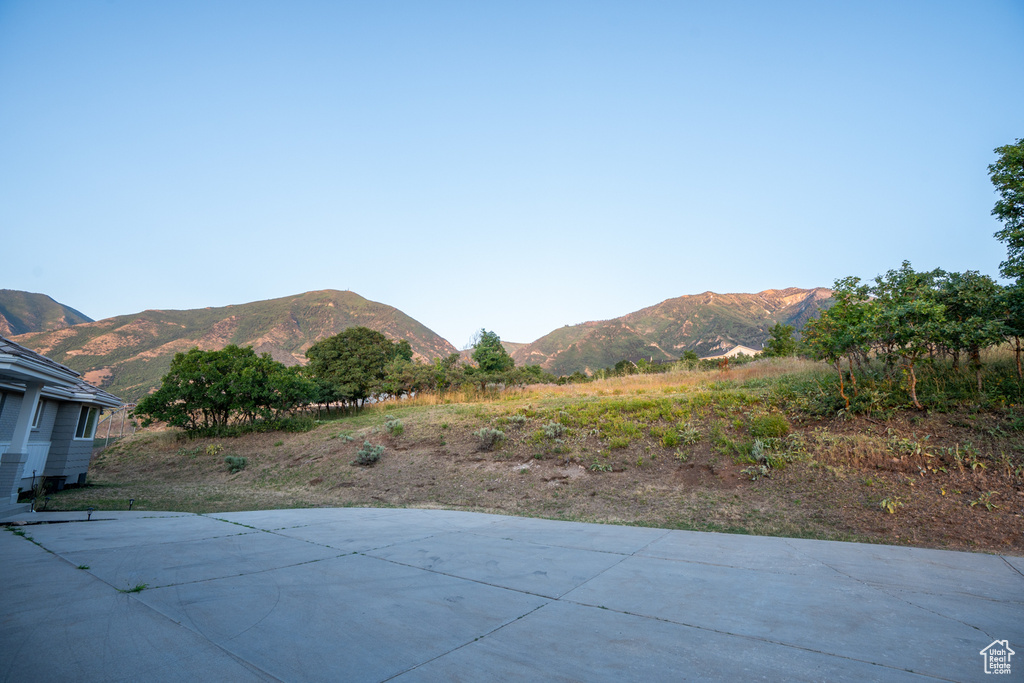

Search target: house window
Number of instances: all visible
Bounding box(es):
[75,406,99,440]
[32,400,46,429]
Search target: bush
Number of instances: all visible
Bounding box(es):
[385,416,404,436]
[542,421,567,439]
[224,456,247,473]
[352,441,384,466]
[474,428,506,451]
[507,414,527,427]
[749,414,790,439]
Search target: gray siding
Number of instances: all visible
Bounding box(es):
[0,392,56,444]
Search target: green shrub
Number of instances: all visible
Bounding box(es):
[749,414,790,439]
[353,441,384,466]
[224,456,247,473]
[385,416,404,436]
[661,431,680,448]
[542,421,567,439]
[474,428,506,451]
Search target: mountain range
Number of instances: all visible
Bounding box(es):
[7,290,457,401]
[509,288,832,375]
[4,287,831,401]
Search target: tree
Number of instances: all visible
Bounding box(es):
[305,327,411,409]
[934,270,1004,390]
[867,262,945,410]
[990,138,1024,280]
[1001,282,1024,380]
[762,323,797,357]
[134,345,308,432]
[471,329,514,373]
[802,277,872,411]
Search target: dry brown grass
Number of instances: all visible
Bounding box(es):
[385,357,829,409]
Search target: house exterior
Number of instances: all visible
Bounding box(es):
[0,336,122,504]
[700,344,761,360]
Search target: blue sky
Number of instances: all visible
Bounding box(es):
[2,1,1022,348]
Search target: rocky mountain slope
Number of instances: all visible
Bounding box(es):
[510,288,832,375]
[11,290,457,401]
[0,289,92,336]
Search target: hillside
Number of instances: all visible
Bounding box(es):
[11,290,457,402]
[0,289,92,336]
[511,288,832,375]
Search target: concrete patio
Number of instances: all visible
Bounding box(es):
[1,508,1021,682]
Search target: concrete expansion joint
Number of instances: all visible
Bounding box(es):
[566,601,962,683]
[1002,555,1024,579]
[379,602,552,682]
[779,541,998,640]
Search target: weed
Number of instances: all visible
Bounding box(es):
[678,424,701,445]
[176,446,202,457]
[741,464,771,481]
[674,450,690,463]
[332,431,355,442]
[119,583,148,593]
[206,444,223,456]
[879,497,904,514]
[474,428,506,451]
[273,441,283,447]
[749,414,790,439]
[224,456,247,473]
[77,565,90,570]
[589,459,612,472]
[969,491,999,511]
[661,431,679,449]
[542,421,568,439]
[507,414,527,427]
[609,437,630,450]
[352,441,385,466]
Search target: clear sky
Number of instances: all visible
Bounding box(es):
[2,1,1022,349]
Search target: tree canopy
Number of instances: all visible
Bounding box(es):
[471,329,515,374]
[134,345,312,432]
[990,138,1024,281]
[305,326,411,408]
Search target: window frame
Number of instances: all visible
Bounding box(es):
[31,399,46,429]
[74,405,99,440]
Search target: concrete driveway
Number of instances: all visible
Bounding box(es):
[1,508,1021,682]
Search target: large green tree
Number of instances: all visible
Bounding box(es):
[134,346,310,431]
[762,322,797,357]
[990,138,1024,280]
[305,327,411,409]
[934,270,1004,390]
[471,329,514,373]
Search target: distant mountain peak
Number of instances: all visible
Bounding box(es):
[509,287,831,375]
[0,289,92,336]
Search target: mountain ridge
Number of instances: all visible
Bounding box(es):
[11,290,457,401]
[0,289,93,336]
[509,287,832,375]
[8,286,832,398]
